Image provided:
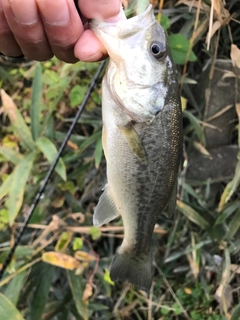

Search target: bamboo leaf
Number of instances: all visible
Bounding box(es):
[0,173,14,200]
[4,270,27,306]
[9,152,36,225]
[0,293,24,320]
[177,200,210,230]
[0,146,23,165]
[31,62,42,141]
[66,270,88,320]
[42,252,81,270]
[231,304,240,320]
[36,136,66,181]
[94,136,103,169]
[1,89,36,150]
[29,263,55,320]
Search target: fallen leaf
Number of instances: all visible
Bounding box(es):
[82,283,93,302]
[230,44,240,68]
[74,251,96,262]
[42,251,81,270]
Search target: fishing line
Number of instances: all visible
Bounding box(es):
[0,60,105,280]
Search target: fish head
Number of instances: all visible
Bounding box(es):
[90,5,178,122]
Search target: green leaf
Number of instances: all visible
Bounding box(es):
[168,34,197,65]
[29,263,55,320]
[4,270,27,306]
[177,200,210,230]
[36,136,66,181]
[55,232,72,252]
[73,237,83,251]
[94,136,103,169]
[160,15,171,30]
[0,293,24,320]
[89,226,101,240]
[103,269,114,285]
[215,201,240,225]
[231,303,240,320]
[0,146,23,164]
[66,270,88,320]
[9,152,36,225]
[0,173,14,200]
[70,85,87,108]
[31,62,43,141]
[183,110,206,145]
[224,208,240,240]
[0,208,9,229]
[1,89,36,151]
[218,159,240,210]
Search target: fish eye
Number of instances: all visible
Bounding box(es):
[150,41,166,59]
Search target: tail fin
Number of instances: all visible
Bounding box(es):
[110,252,152,292]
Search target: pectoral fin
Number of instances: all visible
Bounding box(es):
[118,123,147,164]
[93,184,119,227]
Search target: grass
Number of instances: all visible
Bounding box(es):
[0,0,240,319]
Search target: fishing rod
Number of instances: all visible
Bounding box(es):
[0,60,105,280]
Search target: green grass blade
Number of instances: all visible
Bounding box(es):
[183,110,206,145]
[224,208,240,240]
[0,146,23,165]
[94,136,103,169]
[230,304,240,320]
[0,173,14,199]
[0,293,24,320]
[218,159,240,211]
[66,270,88,320]
[28,263,55,320]
[4,270,27,306]
[1,89,36,151]
[31,62,43,141]
[177,200,210,230]
[9,151,36,225]
[36,136,67,181]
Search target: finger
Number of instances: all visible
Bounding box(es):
[74,0,126,62]
[74,29,108,62]
[78,0,122,21]
[2,0,53,61]
[0,0,22,56]
[36,0,84,63]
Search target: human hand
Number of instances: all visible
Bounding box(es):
[0,0,125,63]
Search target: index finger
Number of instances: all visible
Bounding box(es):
[74,0,125,62]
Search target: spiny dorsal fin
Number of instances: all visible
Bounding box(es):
[118,123,147,164]
[93,184,119,227]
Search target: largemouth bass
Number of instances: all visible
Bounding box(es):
[90,4,182,292]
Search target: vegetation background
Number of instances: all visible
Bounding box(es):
[0,0,240,319]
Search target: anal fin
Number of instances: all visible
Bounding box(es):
[93,184,119,227]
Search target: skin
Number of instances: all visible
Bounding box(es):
[0,0,124,62]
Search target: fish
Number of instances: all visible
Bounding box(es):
[90,4,182,292]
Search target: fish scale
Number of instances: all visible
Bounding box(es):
[90,4,183,292]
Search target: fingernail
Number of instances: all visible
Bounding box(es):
[9,0,38,25]
[37,0,69,25]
